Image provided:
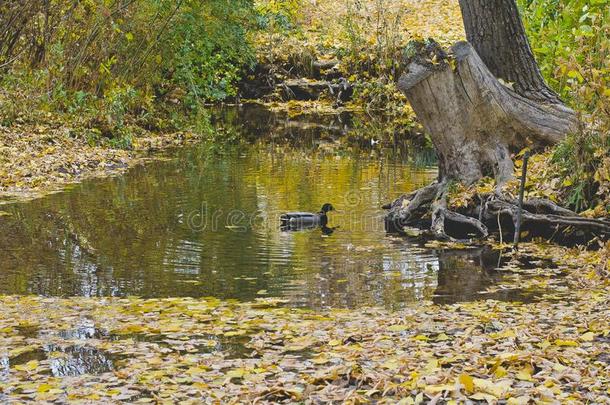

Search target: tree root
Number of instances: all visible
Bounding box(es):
[385,182,610,242]
[385,181,489,241]
[486,198,610,234]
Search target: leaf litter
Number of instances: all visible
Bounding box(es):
[0,122,200,203]
[0,242,608,403]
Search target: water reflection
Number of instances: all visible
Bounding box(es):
[432,247,536,304]
[2,344,115,378]
[0,106,533,308]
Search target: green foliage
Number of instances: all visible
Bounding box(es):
[255,0,301,31]
[520,0,610,213]
[0,0,258,140]
[520,0,610,109]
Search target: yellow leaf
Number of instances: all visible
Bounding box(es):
[424,359,440,373]
[538,340,551,349]
[37,383,53,393]
[459,374,475,393]
[498,352,520,362]
[14,360,39,372]
[226,368,246,379]
[388,324,409,332]
[554,339,579,347]
[491,329,516,339]
[424,384,454,394]
[579,332,596,341]
[507,396,531,405]
[473,378,512,398]
[516,364,535,382]
[494,366,508,378]
[382,359,400,370]
[470,392,497,402]
[84,394,100,400]
[286,336,316,351]
[114,324,146,334]
[311,353,330,364]
[9,345,38,358]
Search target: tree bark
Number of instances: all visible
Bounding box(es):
[459,0,559,103]
[398,41,576,187]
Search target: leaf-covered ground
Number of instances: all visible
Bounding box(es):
[0,122,199,202]
[0,243,608,403]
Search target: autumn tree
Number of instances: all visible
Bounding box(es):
[385,0,610,239]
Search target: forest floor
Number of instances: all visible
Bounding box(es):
[0,112,202,203]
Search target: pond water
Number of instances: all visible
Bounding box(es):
[0,106,529,309]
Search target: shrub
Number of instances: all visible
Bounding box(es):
[520,0,610,213]
[0,0,258,139]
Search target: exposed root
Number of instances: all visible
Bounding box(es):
[430,186,488,241]
[385,183,609,242]
[513,197,576,216]
[487,198,610,234]
[384,182,442,232]
[385,181,489,241]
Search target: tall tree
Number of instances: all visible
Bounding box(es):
[385,0,610,240]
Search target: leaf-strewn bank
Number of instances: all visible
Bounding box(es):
[0,121,201,200]
[0,243,608,403]
[256,0,609,218]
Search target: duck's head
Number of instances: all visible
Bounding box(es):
[320,203,334,213]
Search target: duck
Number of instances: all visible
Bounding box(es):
[280,203,334,230]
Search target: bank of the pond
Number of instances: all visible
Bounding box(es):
[0,120,202,203]
[0,243,608,403]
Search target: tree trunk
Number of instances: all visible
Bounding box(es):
[459,0,559,103]
[382,0,607,241]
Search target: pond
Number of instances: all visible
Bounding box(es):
[0,105,530,309]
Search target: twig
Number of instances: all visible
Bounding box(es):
[497,212,503,245]
[514,150,530,247]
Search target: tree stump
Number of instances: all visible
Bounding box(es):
[383,41,610,240]
[384,0,610,241]
[400,41,577,187]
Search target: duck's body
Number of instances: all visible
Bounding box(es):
[280,203,333,231]
[280,212,328,227]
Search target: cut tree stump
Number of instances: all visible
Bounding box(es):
[398,41,577,186]
[384,40,610,241]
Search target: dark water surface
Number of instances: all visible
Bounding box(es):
[0,106,529,308]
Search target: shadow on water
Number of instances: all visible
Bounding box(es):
[432,246,541,305]
[0,105,550,309]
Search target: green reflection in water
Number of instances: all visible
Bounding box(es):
[0,107,525,309]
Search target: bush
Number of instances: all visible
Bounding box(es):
[0,0,258,139]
